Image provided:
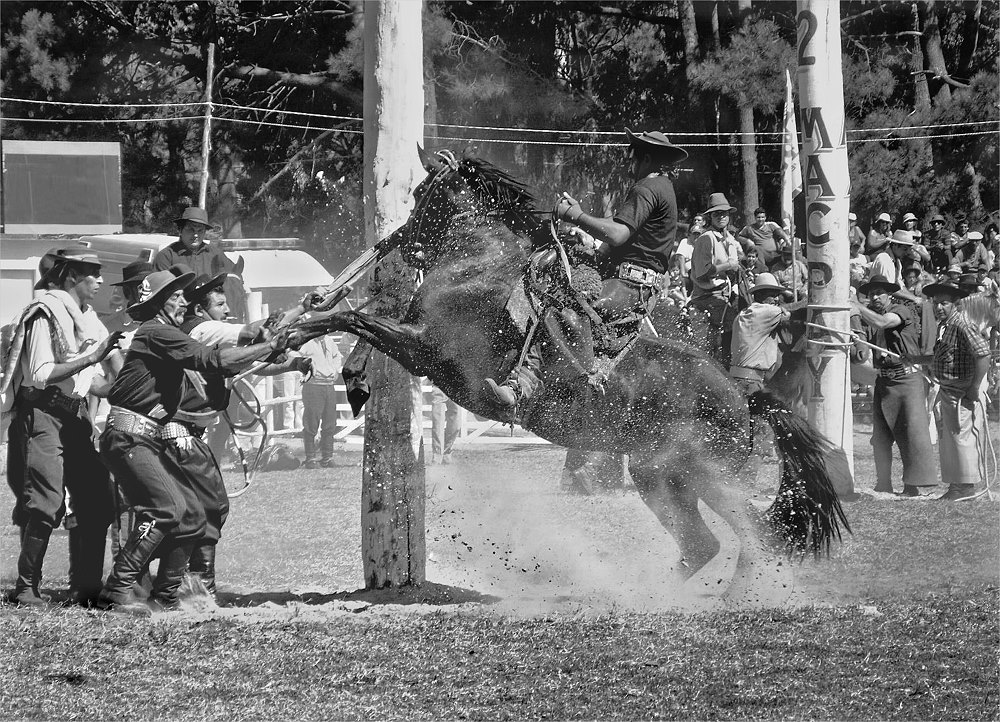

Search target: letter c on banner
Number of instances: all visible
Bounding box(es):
[807,201,831,245]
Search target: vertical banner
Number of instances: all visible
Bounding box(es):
[796,1,856,493]
[780,68,803,233]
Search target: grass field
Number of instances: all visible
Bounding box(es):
[1,427,998,720]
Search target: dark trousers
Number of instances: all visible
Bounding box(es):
[871,373,937,488]
[688,294,736,367]
[6,402,112,532]
[165,436,229,544]
[99,429,206,543]
[302,383,339,462]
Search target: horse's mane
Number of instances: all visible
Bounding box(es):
[959,290,1000,334]
[457,157,544,238]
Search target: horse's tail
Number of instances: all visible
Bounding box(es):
[747,390,851,556]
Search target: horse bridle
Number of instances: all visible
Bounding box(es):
[405,150,462,264]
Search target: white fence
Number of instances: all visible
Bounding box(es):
[242,376,546,446]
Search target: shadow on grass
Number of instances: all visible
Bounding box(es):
[219,580,501,609]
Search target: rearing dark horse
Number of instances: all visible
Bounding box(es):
[297,151,849,606]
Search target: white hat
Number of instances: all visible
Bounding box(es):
[890,230,915,246]
[848,212,858,221]
[902,212,918,222]
[968,231,984,241]
[875,212,891,223]
[749,272,791,296]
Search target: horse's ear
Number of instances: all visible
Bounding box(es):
[417,145,436,172]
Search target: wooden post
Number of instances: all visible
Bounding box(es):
[361,0,426,588]
[198,42,215,210]
[796,1,855,493]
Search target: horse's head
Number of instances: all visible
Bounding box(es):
[396,148,543,270]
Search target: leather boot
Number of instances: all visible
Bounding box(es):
[67,525,108,607]
[936,484,978,501]
[485,341,544,410]
[98,520,165,614]
[188,542,217,597]
[151,541,195,611]
[11,519,52,606]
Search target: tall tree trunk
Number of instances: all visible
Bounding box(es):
[710,1,721,49]
[738,94,758,216]
[957,0,982,81]
[920,0,953,105]
[910,3,934,175]
[361,0,426,590]
[964,162,985,217]
[215,142,243,238]
[736,0,757,218]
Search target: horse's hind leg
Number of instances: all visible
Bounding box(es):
[695,459,794,609]
[629,462,720,581]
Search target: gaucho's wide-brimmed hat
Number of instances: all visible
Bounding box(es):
[702,192,737,215]
[624,129,688,163]
[173,206,214,228]
[858,274,900,296]
[922,280,972,299]
[890,230,915,246]
[749,272,791,296]
[185,272,228,306]
[34,244,102,290]
[127,269,196,321]
[111,258,154,287]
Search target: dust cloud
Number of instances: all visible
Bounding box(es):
[423,449,745,616]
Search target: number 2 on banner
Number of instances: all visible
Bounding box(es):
[797,10,817,66]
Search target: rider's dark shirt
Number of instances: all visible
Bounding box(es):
[611,173,678,275]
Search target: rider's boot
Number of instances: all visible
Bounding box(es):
[97,520,165,615]
[485,341,544,410]
[150,540,195,611]
[66,523,109,607]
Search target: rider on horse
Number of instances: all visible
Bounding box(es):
[485,128,687,412]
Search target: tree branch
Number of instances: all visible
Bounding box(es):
[575,5,682,31]
[223,65,362,110]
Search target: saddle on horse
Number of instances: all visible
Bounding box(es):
[486,231,662,417]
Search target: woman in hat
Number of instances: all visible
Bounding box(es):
[852,275,937,496]
[900,212,923,242]
[486,128,687,412]
[96,270,293,613]
[865,212,893,259]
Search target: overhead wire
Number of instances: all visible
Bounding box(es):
[2,95,996,137]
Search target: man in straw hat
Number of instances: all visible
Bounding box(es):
[2,245,124,606]
[688,192,741,365]
[851,275,937,496]
[95,269,294,614]
[729,272,804,395]
[486,128,686,411]
[902,279,990,501]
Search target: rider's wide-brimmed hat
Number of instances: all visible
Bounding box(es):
[702,192,737,215]
[34,244,102,290]
[127,269,196,321]
[922,280,972,299]
[173,206,214,228]
[624,129,688,163]
[749,272,791,296]
[858,274,900,296]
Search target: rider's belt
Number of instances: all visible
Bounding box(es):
[617,262,662,288]
[877,365,915,381]
[18,386,86,418]
[162,421,205,441]
[729,365,766,382]
[106,406,164,440]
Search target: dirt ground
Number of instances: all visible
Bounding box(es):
[3,422,996,620]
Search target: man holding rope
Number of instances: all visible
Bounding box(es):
[172,269,310,597]
[851,275,937,497]
[96,269,293,614]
